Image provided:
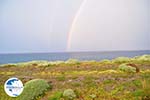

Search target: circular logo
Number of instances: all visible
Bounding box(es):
[4,77,24,97]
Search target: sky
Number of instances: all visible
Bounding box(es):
[0,0,150,53]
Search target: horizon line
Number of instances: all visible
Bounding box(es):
[0,49,150,55]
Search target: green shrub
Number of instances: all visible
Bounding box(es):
[49,91,62,100]
[100,59,112,64]
[65,59,80,65]
[112,57,130,64]
[0,63,17,67]
[118,63,136,73]
[49,61,65,65]
[134,55,150,62]
[17,79,51,100]
[63,89,76,100]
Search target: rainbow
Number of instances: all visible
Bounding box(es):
[67,0,88,51]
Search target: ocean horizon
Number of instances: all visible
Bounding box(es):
[0,50,150,64]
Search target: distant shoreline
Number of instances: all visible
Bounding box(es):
[0,50,150,64]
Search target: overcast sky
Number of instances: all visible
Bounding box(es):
[68,0,150,51]
[0,0,150,53]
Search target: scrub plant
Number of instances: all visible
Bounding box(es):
[17,79,51,100]
[118,63,137,73]
[63,89,76,100]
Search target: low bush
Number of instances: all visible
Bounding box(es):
[49,61,65,65]
[100,59,112,64]
[134,55,150,62]
[112,57,130,64]
[63,89,76,100]
[65,59,80,65]
[118,63,136,73]
[17,79,51,100]
[0,63,17,67]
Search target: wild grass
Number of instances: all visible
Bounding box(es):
[0,55,150,100]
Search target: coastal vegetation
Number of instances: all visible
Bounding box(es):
[0,55,150,100]
[17,79,51,100]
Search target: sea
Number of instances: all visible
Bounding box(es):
[0,50,150,64]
